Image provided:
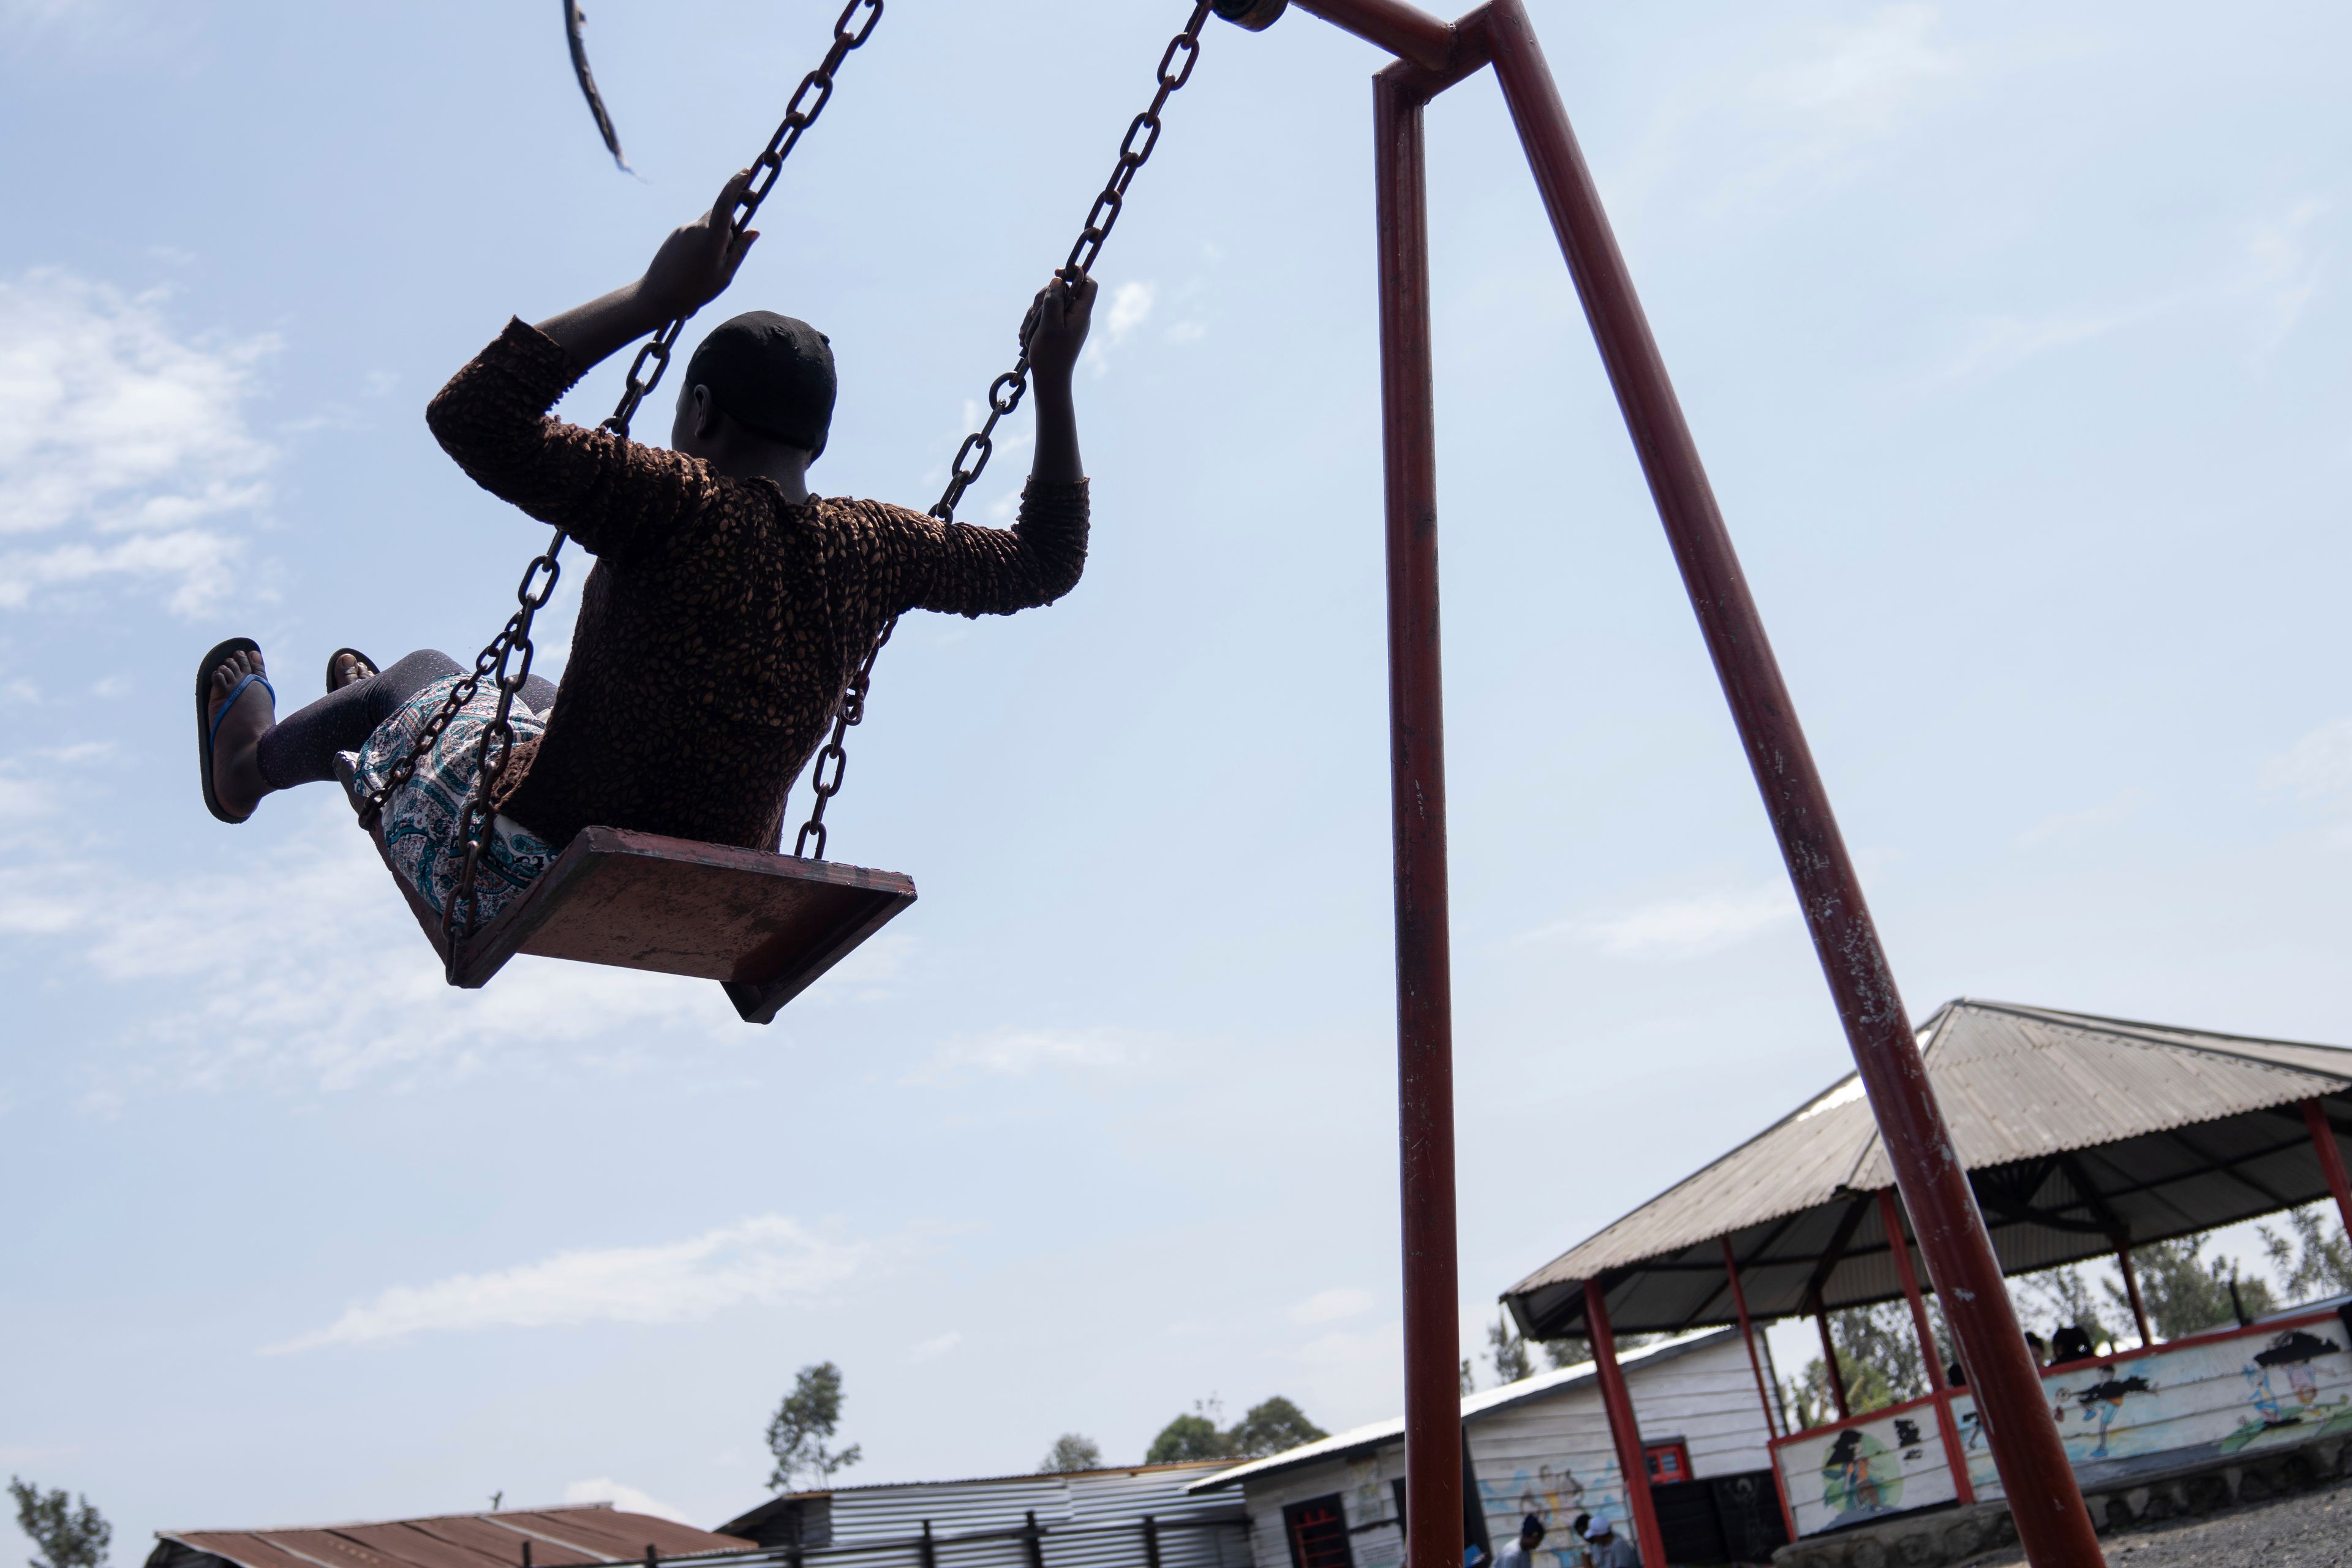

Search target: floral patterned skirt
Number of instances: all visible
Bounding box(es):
[353,674,559,928]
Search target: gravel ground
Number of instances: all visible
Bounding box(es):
[1970,1479,2352,1567]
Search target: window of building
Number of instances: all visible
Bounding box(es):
[1283,1496,1355,1568]
[1643,1440,1693,1487]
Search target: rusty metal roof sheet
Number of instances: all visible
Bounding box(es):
[162,1507,756,1568]
[1502,1000,2352,1338]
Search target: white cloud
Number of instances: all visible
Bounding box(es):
[1530,881,1800,959]
[1290,1288,1374,1326]
[2240,199,2329,350]
[0,796,747,1093]
[2265,718,2352,801]
[562,1479,693,1525]
[0,268,277,615]
[2017,788,2143,846]
[1758,4,1961,137]
[902,1027,1137,1085]
[908,1330,963,1362]
[266,1215,872,1351]
[1104,281,1155,346]
[0,773,55,820]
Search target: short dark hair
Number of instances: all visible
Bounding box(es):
[684,311,837,456]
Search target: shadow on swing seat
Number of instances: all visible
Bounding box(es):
[334,755,915,1024]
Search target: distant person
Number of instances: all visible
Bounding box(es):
[2025,1330,2050,1367]
[1493,1515,1546,1568]
[2050,1324,2097,1363]
[1582,1517,1638,1568]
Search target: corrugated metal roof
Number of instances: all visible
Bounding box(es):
[162,1507,755,1568]
[717,1464,1248,1568]
[1501,1000,2352,1338]
[1180,1329,1734,1493]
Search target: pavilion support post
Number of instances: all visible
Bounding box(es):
[1721,1237,1780,1439]
[1583,1280,1665,1566]
[1474,2,2100,1558]
[1722,1238,1800,1546]
[1294,0,1458,70]
[2305,1098,2352,1243]
[1374,64,1463,1568]
[1814,1303,1851,1421]
[1879,1188,1976,1506]
[2115,1241,2152,1348]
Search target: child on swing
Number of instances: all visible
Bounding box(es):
[195,171,1095,924]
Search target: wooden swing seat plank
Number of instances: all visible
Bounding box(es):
[342,750,914,1023]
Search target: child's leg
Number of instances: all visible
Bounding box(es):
[255,650,463,790]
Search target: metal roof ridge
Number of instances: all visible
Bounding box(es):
[1956,999,2352,1077]
[1830,1001,1965,1195]
[164,1510,631,1540]
[761,1459,1236,1501]
[1182,1331,1728,1493]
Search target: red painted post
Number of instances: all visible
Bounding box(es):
[1721,1237,1780,1441]
[1295,0,1458,69]
[1879,1188,1976,1506]
[1814,1306,1850,1421]
[2116,1243,2152,1348]
[1374,64,1463,1568]
[2306,1098,2352,1242]
[1474,2,2100,1558]
[1583,1280,1665,1566]
[1722,1238,1801,1548]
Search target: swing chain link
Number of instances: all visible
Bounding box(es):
[360,0,885,976]
[792,0,1215,861]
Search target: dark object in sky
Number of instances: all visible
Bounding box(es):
[563,0,631,171]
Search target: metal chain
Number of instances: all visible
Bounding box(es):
[792,0,1216,862]
[360,0,884,976]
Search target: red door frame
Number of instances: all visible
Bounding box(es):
[1309,1,2108,1565]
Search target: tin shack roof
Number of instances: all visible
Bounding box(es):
[1502,999,2352,1340]
[153,1504,757,1568]
[1181,1329,1733,1493]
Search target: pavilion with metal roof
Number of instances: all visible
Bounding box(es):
[1503,999,2352,1346]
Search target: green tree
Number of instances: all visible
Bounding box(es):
[1781,1303,1931,1422]
[766,1362,862,1491]
[2106,1237,2274,1341]
[1145,1412,1228,1464]
[2261,1204,2352,1303]
[8,1480,110,1568]
[1538,1336,1587,1371]
[1459,1358,1476,1395]
[1039,1434,1103,1473]
[1485,1313,1532,1385]
[1226,1397,1327,1458]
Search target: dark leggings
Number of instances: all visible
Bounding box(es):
[254,649,558,791]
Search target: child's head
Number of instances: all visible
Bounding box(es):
[673,310,837,461]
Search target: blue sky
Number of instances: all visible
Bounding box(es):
[4,0,2349,1553]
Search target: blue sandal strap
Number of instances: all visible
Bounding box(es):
[208,671,276,752]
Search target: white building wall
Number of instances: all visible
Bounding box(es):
[1231,1332,1776,1568]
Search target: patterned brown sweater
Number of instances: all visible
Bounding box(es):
[425,318,1088,854]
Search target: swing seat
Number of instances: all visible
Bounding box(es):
[334,755,914,1023]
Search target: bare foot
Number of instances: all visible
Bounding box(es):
[208,648,276,818]
[330,650,377,690]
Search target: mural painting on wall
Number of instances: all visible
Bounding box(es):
[1476,1463,1616,1568]
[1945,1314,2352,1497]
[1347,1458,1403,1568]
[1772,1404,1961,1538]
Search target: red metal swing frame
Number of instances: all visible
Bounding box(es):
[1270,1,2107,1562]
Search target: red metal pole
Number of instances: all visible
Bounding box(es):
[2116,1243,2152,1349]
[1374,65,1462,1568]
[1583,1280,1665,1566]
[1879,1189,1976,1506]
[2306,1098,2352,1242]
[1722,1238,1802,1549]
[1476,3,2099,1559]
[1814,1305,1850,1421]
[1721,1237,1780,1441]
[1295,0,1458,69]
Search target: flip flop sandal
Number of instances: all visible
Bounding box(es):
[325,647,380,694]
[195,636,274,825]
